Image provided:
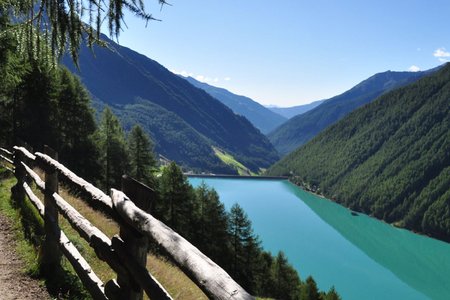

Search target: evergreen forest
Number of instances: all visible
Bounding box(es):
[268,63,450,242]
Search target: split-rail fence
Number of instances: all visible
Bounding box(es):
[0,145,253,300]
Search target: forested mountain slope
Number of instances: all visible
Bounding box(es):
[268,69,434,156]
[185,77,287,134]
[115,99,235,173]
[62,35,278,173]
[268,63,450,241]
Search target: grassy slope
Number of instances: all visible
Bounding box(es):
[213,147,257,175]
[0,169,207,299]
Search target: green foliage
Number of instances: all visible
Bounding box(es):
[127,124,157,185]
[228,203,261,290]
[96,107,129,191]
[0,15,100,180]
[268,63,450,241]
[56,68,100,181]
[301,276,321,300]
[191,182,230,267]
[271,251,302,299]
[1,0,166,64]
[157,162,196,235]
[213,147,257,175]
[117,99,236,174]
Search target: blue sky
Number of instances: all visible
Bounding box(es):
[114,0,450,107]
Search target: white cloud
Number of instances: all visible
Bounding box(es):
[438,57,450,63]
[433,47,450,58]
[195,75,205,82]
[171,69,194,77]
[171,69,227,84]
[408,65,421,72]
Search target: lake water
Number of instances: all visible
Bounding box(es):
[189,177,450,300]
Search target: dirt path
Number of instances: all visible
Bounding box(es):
[0,214,50,300]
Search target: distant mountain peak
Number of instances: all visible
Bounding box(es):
[268,67,437,156]
[184,76,287,134]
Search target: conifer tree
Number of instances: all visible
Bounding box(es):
[96,107,129,191]
[57,68,99,180]
[127,124,156,185]
[193,183,230,266]
[2,0,167,64]
[157,162,195,237]
[272,251,302,300]
[228,203,260,289]
[0,13,23,146]
[302,276,321,300]
[15,59,59,148]
[324,286,341,300]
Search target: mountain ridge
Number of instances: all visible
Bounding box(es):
[267,100,325,119]
[268,68,436,156]
[62,35,278,173]
[184,76,287,134]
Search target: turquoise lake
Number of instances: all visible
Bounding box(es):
[189,177,450,300]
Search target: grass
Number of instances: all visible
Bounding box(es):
[0,169,89,299]
[213,146,257,176]
[0,167,207,299]
[57,186,207,299]
[0,173,41,273]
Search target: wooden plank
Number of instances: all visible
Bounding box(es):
[22,162,45,191]
[117,175,155,300]
[52,192,111,247]
[51,193,132,283]
[40,146,61,275]
[11,148,26,205]
[0,147,12,156]
[1,165,14,173]
[59,231,108,300]
[105,279,126,300]
[0,154,13,165]
[23,182,45,217]
[110,189,254,300]
[112,236,173,300]
[35,152,114,216]
[13,146,36,161]
[23,183,107,300]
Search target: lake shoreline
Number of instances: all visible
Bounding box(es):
[185,174,289,180]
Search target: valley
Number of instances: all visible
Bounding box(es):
[1,2,449,299]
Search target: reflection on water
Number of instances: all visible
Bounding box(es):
[189,177,450,300]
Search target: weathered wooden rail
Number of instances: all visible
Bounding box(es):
[0,145,253,300]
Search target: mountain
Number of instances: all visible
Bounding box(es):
[268,63,450,241]
[62,35,278,173]
[268,69,435,156]
[184,77,287,134]
[267,100,325,119]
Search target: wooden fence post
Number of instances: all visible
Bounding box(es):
[116,175,155,300]
[39,145,62,275]
[11,147,26,206]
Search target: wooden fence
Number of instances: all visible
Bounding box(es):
[0,146,253,300]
